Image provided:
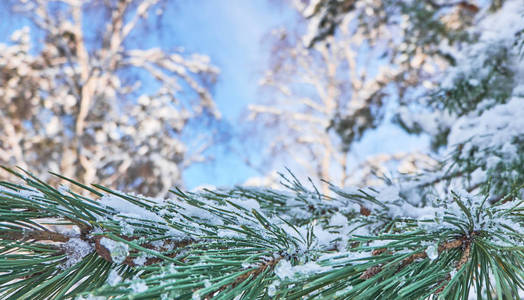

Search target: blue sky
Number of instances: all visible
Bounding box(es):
[164,1,296,188]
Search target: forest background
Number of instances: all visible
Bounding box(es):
[0,0,432,195]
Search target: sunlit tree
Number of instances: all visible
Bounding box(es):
[0,0,220,196]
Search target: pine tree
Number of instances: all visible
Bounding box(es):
[245,0,490,190]
[1,1,523,300]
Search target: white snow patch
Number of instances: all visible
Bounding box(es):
[97,194,165,224]
[107,269,122,286]
[130,280,148,293]
[275,260,330,280]
[448,97,524,164]
[62,238,93,269]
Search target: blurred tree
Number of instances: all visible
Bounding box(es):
[289,0,523,202]
[246,0,488,191]
[0,0,220,196]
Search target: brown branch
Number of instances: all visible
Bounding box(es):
[3,225,195,267]
[455,242,471,270]
[359,265,383,279]
[372,248,387,256]
[432,238,473,296]
[0,229,70,243]
[236,257,282,285]
[398,251,428,271]
[360,205,371,216]
[438,238,463,252]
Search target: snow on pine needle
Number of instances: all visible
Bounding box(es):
[0,167,522,299]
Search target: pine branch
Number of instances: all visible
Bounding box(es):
[1,168,523,299]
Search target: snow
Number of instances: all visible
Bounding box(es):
[5,6,524,286]
[130,280,148,293]
[275,260,330,280]
[62,238,94,269]
[133,254,148,266]
[317,250,371,265]
[399,0,524,163]
[376,185,400,203]
[227,198,261,211]
[267,280,280,296]
[203,279,211,288]
[478,0,524,42]
[397,105,455,136]
[4,3,523,300]
[448,97,524,160]
[302,0,323,18]
[107,269,122,286]
[97,194,166,224]
[387,202,442,220]
[328,213,352,249]
[216,228,241,238]
[470,168,487,185]
[450,0,523,92]
[192,291,202,300]
[16,188,44,199]
[312,225,337,247]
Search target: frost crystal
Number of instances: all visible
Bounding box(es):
[275,260,294,280]
[426,245,438,261]
[267,280,280,297]
[100,238,129,264]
